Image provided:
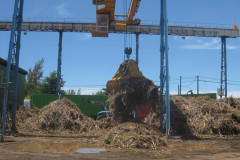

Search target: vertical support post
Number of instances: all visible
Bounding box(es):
[56,31,63,100]
[178,85,179,95]
[135,33,139,117]
[197,75,199,94]
[134,29,139,120]
[136,33,139,64]
[1,0,23,143]
[180,76,182,95]
[220,37,227,99]
[164,0,170,138]
[12,0,24,132]
[160,0,170,138]
[159,0,165,132]
[224,38,227,98]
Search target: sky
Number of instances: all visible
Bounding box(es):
[0,0,240,97]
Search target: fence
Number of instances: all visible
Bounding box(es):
[31,94,108,117]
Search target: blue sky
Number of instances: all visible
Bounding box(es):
[0,0,240,97]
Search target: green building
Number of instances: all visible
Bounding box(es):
[0,57,27,107]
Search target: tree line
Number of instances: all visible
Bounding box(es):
[25,58,107,98]
[25,58,65,98]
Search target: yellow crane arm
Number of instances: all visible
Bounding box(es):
[93,0,116,21]
[127,0,140,22]
[92,0,141,35]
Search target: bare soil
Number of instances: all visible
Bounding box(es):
[0,135,239,160]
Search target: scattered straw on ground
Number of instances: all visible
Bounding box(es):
[99,122,167,149]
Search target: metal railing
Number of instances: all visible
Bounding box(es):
[0,17,96,23]
[0,17,237,30]
[141,20,235,29]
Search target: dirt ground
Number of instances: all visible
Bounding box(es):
[0,135,240,160]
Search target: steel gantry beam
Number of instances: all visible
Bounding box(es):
[220,37,227,98]
[0,21,239,38]
[1,0,24,143]
[56,31,63,100]
[160,0,170,138]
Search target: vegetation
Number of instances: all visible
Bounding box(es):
[41,71,65,94]
[25,59,65,97]
[25,58,44,96]
[95,89,107,96]
[65,88,81,95]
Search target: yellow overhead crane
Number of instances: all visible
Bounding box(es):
[91,0,141,37]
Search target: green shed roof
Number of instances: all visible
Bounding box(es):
[0,57,28,75]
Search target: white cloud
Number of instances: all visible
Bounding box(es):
[227,91,240,98]
[172,36,179,40]
[181,38,238,50]
[80,33,92,40]
[227,45,238,50]
[170,90,240,98]
[55,3,71,16]
[182,38,220,50]
[62,87,102,95]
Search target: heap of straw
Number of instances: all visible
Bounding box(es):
[107,60,159,122]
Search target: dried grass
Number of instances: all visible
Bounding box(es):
[13,95,240,149]
[107,61,159,122]
[145,96,240,136]
[16,97,99,133]
[37,97,97,132]
[13,97,167,150]
[219,97,240,109]
[99,122,167,149]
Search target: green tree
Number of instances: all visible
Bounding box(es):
[95,89,107,96]
[25,58,44,97]
[41,71,65,94]
[27,58,44,85]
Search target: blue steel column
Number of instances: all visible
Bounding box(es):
[160,0,170,137]
[224,38,227,98]
[56,31,63,100]
[1,0,23,143]
[136,33,139,64]
[12,0,24,132]
[220,37,227,98]
[134,33,140,119]
[159,0,165,131]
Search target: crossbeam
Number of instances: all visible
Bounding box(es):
[0,22,239,38]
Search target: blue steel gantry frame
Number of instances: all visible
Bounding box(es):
[56,31,63,100]
[1,0,24,142]
[220,37,227,98]
[160,0,170,137]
